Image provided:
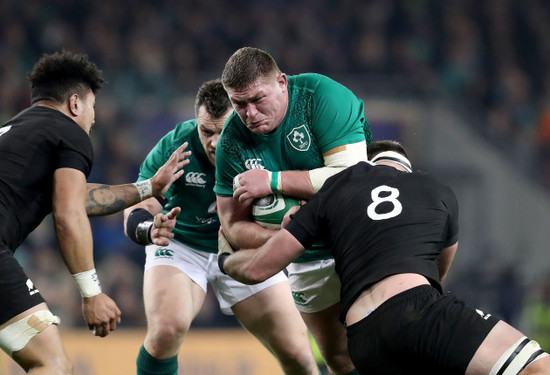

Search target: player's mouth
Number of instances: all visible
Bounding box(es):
[248,120,267,129]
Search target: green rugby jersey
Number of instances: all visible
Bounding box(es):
[138,120,219,253]
[214,73,372,262]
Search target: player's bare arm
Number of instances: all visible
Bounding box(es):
[53,168,95,274]
[233,142,367,203]
[53,167,121,337]
[233,169,313,202]
[86,142,191,216]
[221,229,305,284]
[437,242,458,283]
[217,195,275,248]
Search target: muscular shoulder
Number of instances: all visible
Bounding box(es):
[289,73,350,96]
[6,106,92,157]
[154,119,198,155]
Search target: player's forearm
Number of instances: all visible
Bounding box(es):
[86,182,152,216]
[222,230,304,284]
[278,170,315,199]
[222,249,266,284]
[225,220,274,249]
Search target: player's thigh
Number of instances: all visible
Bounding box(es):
[300,303,348,353]
[286,259,341,314]
[9,304,69,372]
[143,265,206,326]
[232,281,310,348]
[466,320,548,375]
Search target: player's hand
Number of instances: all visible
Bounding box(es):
[281,204,302,228]
[218,228,236,256]
[150,207,181,246]
[151,142,192,196]
[82,293,122,338]
[233,170,271,203]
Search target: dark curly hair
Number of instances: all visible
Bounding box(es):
[27,50,104,104]
[194,79,232,118]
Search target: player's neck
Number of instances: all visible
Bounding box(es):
[34,100,62,112]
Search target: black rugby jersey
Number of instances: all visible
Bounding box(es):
[0,106,93,251]
[285,161,458,323]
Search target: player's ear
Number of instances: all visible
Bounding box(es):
[68,94,79,116]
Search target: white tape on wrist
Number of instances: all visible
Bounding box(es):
[133,179,153,200]
[72,269,102,298]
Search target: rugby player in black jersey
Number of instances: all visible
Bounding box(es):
[219,140,550,374]
[0,50,190,374]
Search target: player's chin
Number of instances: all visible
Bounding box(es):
[247,123,271,134]
[208,154,216,165]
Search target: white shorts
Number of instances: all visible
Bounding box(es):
[286,258,340,313]
[144,241,288,315]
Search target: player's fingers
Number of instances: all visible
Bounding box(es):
[99,326,109,337]
[109,317,117,332]
[233,174,243,190]
[172,170,184,181]
[175,141,189,153]
[167,207,181,219]
[93,323,108,337]
[238,191,251,203]
[153,214,163,228]
[233,186,246,200]
[158,229,174,238]
[177,158,191,166]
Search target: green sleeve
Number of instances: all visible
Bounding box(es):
[213,124,245,197]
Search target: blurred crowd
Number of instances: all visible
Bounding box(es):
[1,0,550,334]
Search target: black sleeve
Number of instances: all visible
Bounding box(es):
[57,149,91,176]
[56,120,94,177]
[285,194,325,249]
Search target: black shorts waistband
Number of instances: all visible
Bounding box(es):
[377,284,437,311]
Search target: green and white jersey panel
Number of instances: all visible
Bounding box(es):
[214,73,371,262]
[138,120,219,253]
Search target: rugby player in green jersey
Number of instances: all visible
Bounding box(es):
[123,80,319,375]
[214,47,371,375]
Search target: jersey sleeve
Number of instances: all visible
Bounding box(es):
[213,122,246,197]
[285,194,327,249]
[57,123,93,177]
[56,149,92,177]
[310,75,367,153]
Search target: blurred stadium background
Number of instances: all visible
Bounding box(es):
[1,0,550,373]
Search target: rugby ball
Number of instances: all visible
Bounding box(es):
[252,192,301,230]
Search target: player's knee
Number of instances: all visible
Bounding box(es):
[322,353,355,375]
[38,356,73,375]
[147,319,190,355]
[276,344,317,371]
[490,337,549,375]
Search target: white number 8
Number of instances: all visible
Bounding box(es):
[367,185,402,220]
